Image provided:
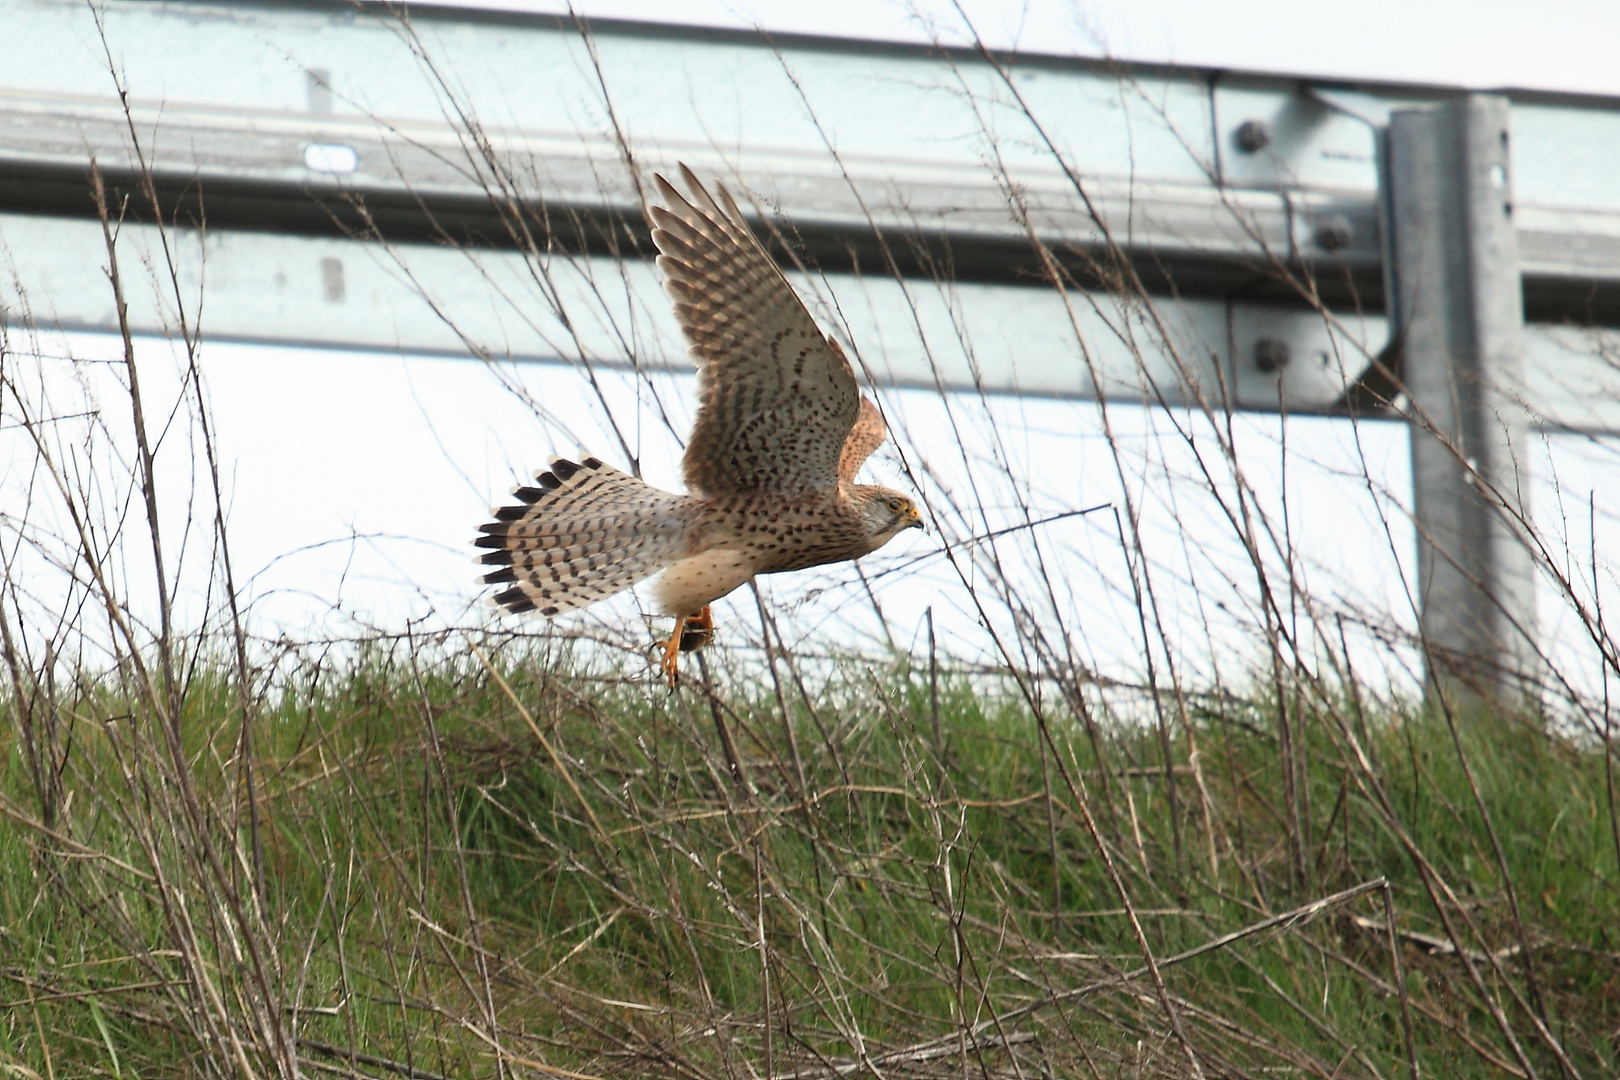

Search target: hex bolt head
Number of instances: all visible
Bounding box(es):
[1234,119,1272,153]
[1314,213,1354,252]
[1254,337,1290,373]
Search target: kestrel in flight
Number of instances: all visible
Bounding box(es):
[476,165,923,684]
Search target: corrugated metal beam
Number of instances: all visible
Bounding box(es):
[5,1,1619,309]
[8,208,1611,432]
[1,0,1618,429]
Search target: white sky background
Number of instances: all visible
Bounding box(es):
[446,0,1620,97]
[5,0,1618,703]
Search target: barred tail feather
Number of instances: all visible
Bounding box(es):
[475,456,694,617]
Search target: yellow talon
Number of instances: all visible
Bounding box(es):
[660,616,687,687]
[659,606,716,687]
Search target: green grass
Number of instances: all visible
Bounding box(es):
[0,646,1616,1078]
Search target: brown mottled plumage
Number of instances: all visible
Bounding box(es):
[476,164,923,684]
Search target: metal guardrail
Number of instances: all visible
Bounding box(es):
[3,0,1617,691]
[1,0,1617,426]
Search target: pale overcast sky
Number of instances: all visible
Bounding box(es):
[425,0,1620,97]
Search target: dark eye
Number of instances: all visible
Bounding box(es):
[887,497,905,513]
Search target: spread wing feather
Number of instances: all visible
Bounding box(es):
[837,397,888,483]
[650,164,860,497]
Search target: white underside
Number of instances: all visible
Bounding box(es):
[650,548,757,615]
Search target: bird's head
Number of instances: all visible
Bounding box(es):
[849,485,925,553]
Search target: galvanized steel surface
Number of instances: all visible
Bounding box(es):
[0,0,1616,428]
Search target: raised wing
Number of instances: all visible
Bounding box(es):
[837,397,888,483]
[650,164,859,497]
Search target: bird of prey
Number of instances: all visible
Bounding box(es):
[476,165,923,685]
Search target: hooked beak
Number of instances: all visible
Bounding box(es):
[907,508,925,532]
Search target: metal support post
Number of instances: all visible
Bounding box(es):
[1385,94,1540,701]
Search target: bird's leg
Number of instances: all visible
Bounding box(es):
[680,605,715,652]
[660,616,688,687]
[660,606,716,686]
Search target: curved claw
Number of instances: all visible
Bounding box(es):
[659,616,687,688]
[659,607,718,687]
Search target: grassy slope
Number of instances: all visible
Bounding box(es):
[0,649,1616,1078]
